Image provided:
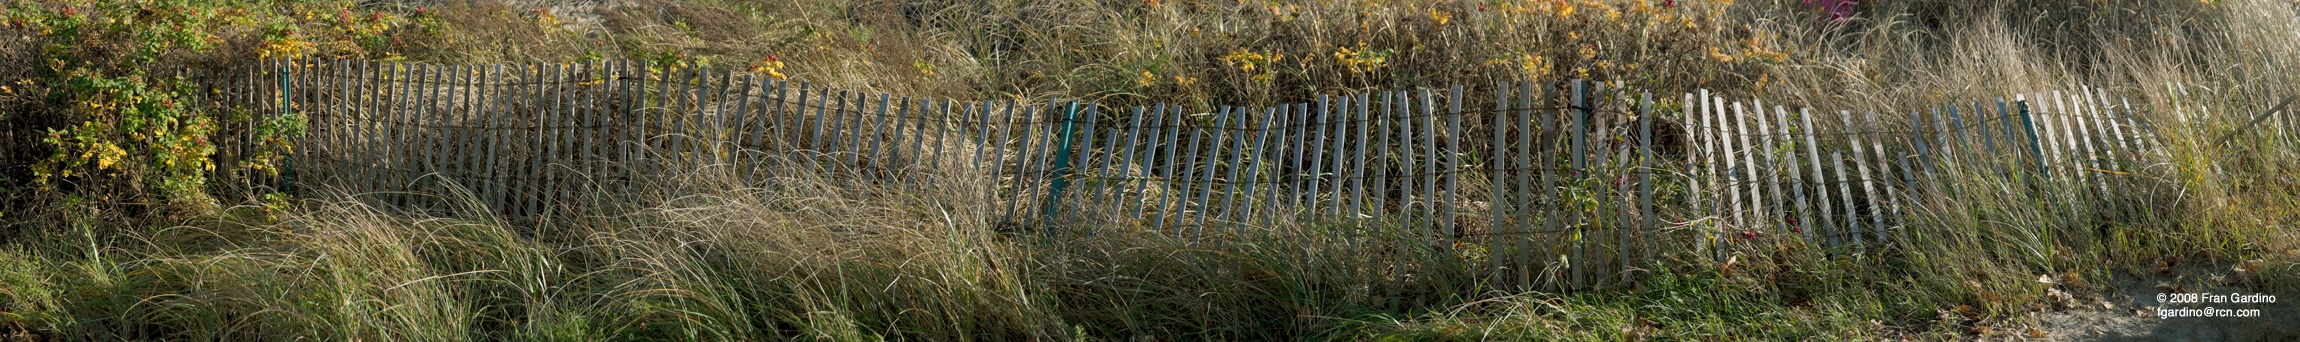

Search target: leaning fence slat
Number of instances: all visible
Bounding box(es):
[849,90,876,173]
[1758,102,1789,242]
[1488,82,1512,282]
[864,94,888,181]
[474,65,497,212]
[1312,95,1336,217]
[346,60,368,203]
[1000,103,1035,223]
[1713,95,1742,249]
[1798,108,1835,247]
[550,63,573,217]
[1976,102,1996,154]
[2030,93,2062,180]
[1004,104,1043,224]
[1174,103,1205,229]
[1844,111,1879,247]
[1516,84,1539,287]
[725,74,753,181]
[1732,101,1768,242]
[1091,104,1120,215]
[1445,85,1463,238]
[373,61,396,205]
[1219,106,1248,222]
[1946,106,1968,164]
[1155,104,1184,232]
[1287,101,1311,214]
[1032,102,1066,223]
[1400,91,1421,225]
[1778,106,1814,244]
[423,64,446,210]
[1568,81,1587,289]
[450,65,474,205]
[1833,150,1859,246]
[1372,94,1392,218]
[2076,87,2115,196]
[1692,91,1718,256]
[1864,111,1899,239]
[1241,107,1276,220]
[1191,107,1226,228]
[1637,92,1656,267]
[1422,88,1442,237]
[2117,96,2153,155]
[969,101,990,183]
[1538,82,1565,289]
[2062,91,2100,193]
[1124,106,1152,221]
[1343,92,1361,219]
[2064,90,2098,196]
[529,64,552,218]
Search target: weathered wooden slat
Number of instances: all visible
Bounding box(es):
[1636,92,1656,268]
[527,63,550,218]
[1191,106,1227,228]
[1123,106,1151,221]
[1219,106,1248,223]
[373,61,395,204]
[343,60,365,201]
[2064,89,2099,196]
[1155,104,1184,232]
[1089,104,1120,216]
[1975,101,1996,155]
[1288,101,1311,215]
[2078,87,2117,196]
[1567,81,1586,289]
[972,101,993,188]
[848,89,875,172]
[1302,96,1328,217]
[1240,107,1275,221]
[469,65,492,211]
[1488,82,1511,283]
[1416,88,1435,232]
[1798,108,1835,248]
[1537,82,1563,288]
[2117,96,2154,154]
[550,64,572,218]
[1849,110,1886,245]
[1343,92,1361,219]
[2059,91,2098,193]
[1863,111,1898,241]
[1372,93,1392,218]
[2030,93,2063,180]
[1779,106,1814,244]
[1844,110,1877,247]
[1005,104,1043,224]
[1755,101,1785,241]
[422,64,444,210]
[725,74,753,181]
[1947,105,1970,164]
[1445,85,1463,238]
[1833,150,1859,246]
[1735,100,1770,243]
[1682,93,1704,254]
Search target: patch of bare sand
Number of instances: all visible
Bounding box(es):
[2038,269,2298,341]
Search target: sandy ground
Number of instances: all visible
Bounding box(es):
[2038,270,2299,341]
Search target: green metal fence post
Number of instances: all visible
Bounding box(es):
[1042,101,1083,226]
[281,63,295,197]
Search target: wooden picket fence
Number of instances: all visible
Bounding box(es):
[184,57,2197,292]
